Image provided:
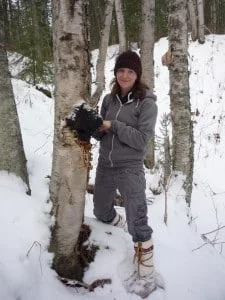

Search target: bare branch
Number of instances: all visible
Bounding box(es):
[26,241,43,274]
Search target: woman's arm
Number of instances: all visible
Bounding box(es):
[110,99,157,150]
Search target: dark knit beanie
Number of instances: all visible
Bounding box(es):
[114,50,142,80]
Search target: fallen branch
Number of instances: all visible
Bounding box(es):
[58,275,111,291]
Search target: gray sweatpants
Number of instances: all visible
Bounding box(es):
[93,165,153,242]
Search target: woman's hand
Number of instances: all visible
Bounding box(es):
[99,120,111,131]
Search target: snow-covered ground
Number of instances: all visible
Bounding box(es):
[1,34,225,300]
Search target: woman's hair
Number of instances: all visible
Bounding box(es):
[110,77,149,100]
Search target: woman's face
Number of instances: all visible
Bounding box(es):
[116,68,137,96]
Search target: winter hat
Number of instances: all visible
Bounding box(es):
[114,50,142,80]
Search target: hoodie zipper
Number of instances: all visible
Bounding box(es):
[108,95,123,167]
[108,93,133,167]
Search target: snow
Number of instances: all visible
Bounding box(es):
[1,34,225,299]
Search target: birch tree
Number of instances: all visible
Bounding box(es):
[0,21,31,194]
[91,0,115,107]
[188,0,205,43]
[168,0,194,205]
[49,0,91,279]
[188,0,198,41]
[140,0,156,169]
[140,0,155,90]
[197,0,205,43]
[115,0,126,53]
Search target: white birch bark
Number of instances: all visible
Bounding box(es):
[91,0,115,107]
[115,0,126,53]
[188,0,205,43]
[188,0,198,41]
[168,0,194,204]
[50,0,91,279]
[140,0,156,169]
[197,0,205,43]
[140,0,155,91]
[0,24,31,194]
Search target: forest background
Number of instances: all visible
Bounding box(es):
[1,1,225,299]
[1,0,225,86]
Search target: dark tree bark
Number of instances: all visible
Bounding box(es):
[0,22,31,194]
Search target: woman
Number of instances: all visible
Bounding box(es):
[93,50,158,294]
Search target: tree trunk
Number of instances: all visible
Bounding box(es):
[197,0,205,43]
[211,0,216,33]
[0,23,31,194]
[188,0,205,43]
[140,0,155,91]
[90,0,115,107]
[31,0,43,80]
[140,0,156,169]
[168,0,194,205]
[188,0,198,41]
[1,0,10,47]
[49,0,91,280]
[115,0,126,53]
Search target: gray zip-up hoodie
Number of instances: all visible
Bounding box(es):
[98,90,158,168]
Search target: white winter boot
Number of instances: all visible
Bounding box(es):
[123,239,164,298]
[132,239,158,297]
[134,239,156,278]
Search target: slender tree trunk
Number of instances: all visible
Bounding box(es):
[15,0,22,51]
[115,0,126,53]
[7,0,13,46]
[140,0,155,91]
[31,0,43,75]
[188,0,198,41]
[211,0,216,33]
[168,0,194,205]
[90,0,115,107]
[197,0,205,43]
[188,0,205,43]
[49,0,91,280]
[0,23,31,194]
[1,0,10,47]
[140,0,156,169]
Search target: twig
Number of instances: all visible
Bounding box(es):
[192,240,214,252]
[192,231,225,252]
[207,184,225,196]
[202,225,225,236]
[26,241,43,274]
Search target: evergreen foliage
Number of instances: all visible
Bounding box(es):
[1,0,225,84]
[205,0,225,34]
[1,0,53,84]
[155,0,168,40]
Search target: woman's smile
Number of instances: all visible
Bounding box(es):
[116,67,137,95]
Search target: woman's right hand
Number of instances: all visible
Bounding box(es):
[99,120,111,131]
